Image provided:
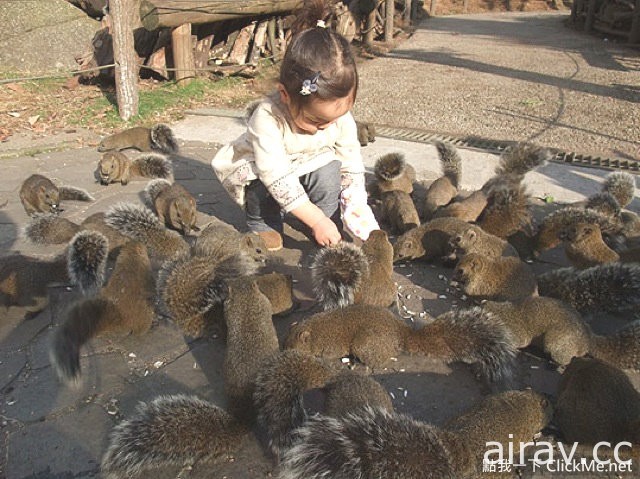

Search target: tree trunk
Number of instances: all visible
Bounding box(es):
[111,0,139,120]
[139,0,303,30]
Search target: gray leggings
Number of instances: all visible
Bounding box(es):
[245,160,341,233]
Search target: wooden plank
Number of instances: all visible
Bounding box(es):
[195,34,214,71]
[385,0,394,43]
[249,20,269,65]
[140,0,303,30]
[111,0,139,119]
[172,23,195,85]
[228,22,256,65]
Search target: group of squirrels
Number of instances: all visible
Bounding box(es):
[4,115,640,477]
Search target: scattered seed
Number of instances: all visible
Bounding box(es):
[389,392,396,399]
[153,361,164,368]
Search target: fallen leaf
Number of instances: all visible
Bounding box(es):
[28,115,40,126]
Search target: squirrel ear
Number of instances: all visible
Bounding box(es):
[468,230,477,241]
[299,330,311,344]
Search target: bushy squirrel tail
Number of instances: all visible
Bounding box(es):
[537,263,640,314]
[590,321,640,371]
[603,171,636,209]
[374,152,407,182]
[66,231,109,296]
[58,185,94,202]
[131,153,174,180]
[105,202,189,259]
[144,178,172,205]
[278,406,451,479]
[100,394,249,479]
[157,252,258,325]
[23,213,80,244]
[406,307,517,386]
[49,297,120,384]
[311,242,370,310]
[494,143,550,178]
[585,192,621,218]
[150,124,179,155]
[478,182,531,238]
[253,350,336,459]
[435,141,462,187]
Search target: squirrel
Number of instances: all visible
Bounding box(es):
[448,224,519,260]
[193,217,268,264]
[0,253,68,311]
[144,179,198,235]
[279,389,552,479]
[555,357,640,445]
[378,190,421,234]
[19,174,94,216]
[604,171,636,209]
[537,262,640,314]
[432,188,489,222]
[393,216,473,263]
[97,124,179,155]
[97,151,173,186]
[483,296,640,369]
[584,191,622,217]
[104,202,190,261]
[355,120,376,147]
[477,181,532,239]
[50,234,155,383]
[24,212,129,254]
[284,303,517,385]
[453,253,537,301]
[559,222,621,268]
[423,141,462,220]
[156,249,259,337]
[65,230,108,296]
[322,370,394,418]
[534,206,625,253]
[372,152,416,196]
[311,230,395,310]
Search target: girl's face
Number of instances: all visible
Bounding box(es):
[278,84,354,134]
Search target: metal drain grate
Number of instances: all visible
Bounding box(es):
[375,125,639,173]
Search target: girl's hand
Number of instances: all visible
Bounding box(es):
[311,216,342,247]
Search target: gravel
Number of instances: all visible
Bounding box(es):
[353,12,640,161]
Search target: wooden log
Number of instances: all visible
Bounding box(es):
[404,0,412,24]
[146,47,169,79]
[364,6,377,45]
[195,34,214,71]
[228,22,256,65]
[585,0,598,32]
[430,0,438,16]
[111,0,139,120]
[385,0,394,43]
[336,2,357,42]
[140,0,303,30]
[249,20,269,65]
[172,23,195,85]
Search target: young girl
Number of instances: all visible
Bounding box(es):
[211,0,378,251]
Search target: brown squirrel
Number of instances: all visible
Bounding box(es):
[378,190,420,234]
[98,124,178,154]
[604,171,636,209]
[483,296,640,369]
[372,152,416,196]
[24,212,129,253]
[50,234,155,384]
[584,191,622,217]
[279,389,552,479]
[0,253,68,311]
[104,202,190,261]
[423,141,462,220]
[453,253,537,301]
[19,174,94,216]
[193,217,268,264]
[311,230,395,310]
[355,120,376,146]
[449,224,519,260]
[97,151,173,186]
[432,143,548,223]
[537,262,640,314]
[534,206,625,253]
[144,179,198,235]
[555,357,640,445]
[477,181,532,239]
[559,222,620,268]
[393,216,472,263]
[284,304,517,385]
[322,370,394,417]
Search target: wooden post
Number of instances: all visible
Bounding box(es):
[584,0,597,32]
[404,0,412,25]
[629,0,640,43]
[364,7,377,45]
[195,34,214,73]
[172,23,195,85]
[385,0,394,43]
[111,0,139,120]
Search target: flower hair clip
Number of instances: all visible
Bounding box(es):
[300,71,321,96]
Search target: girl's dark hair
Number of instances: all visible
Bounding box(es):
[280,0,358,110]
